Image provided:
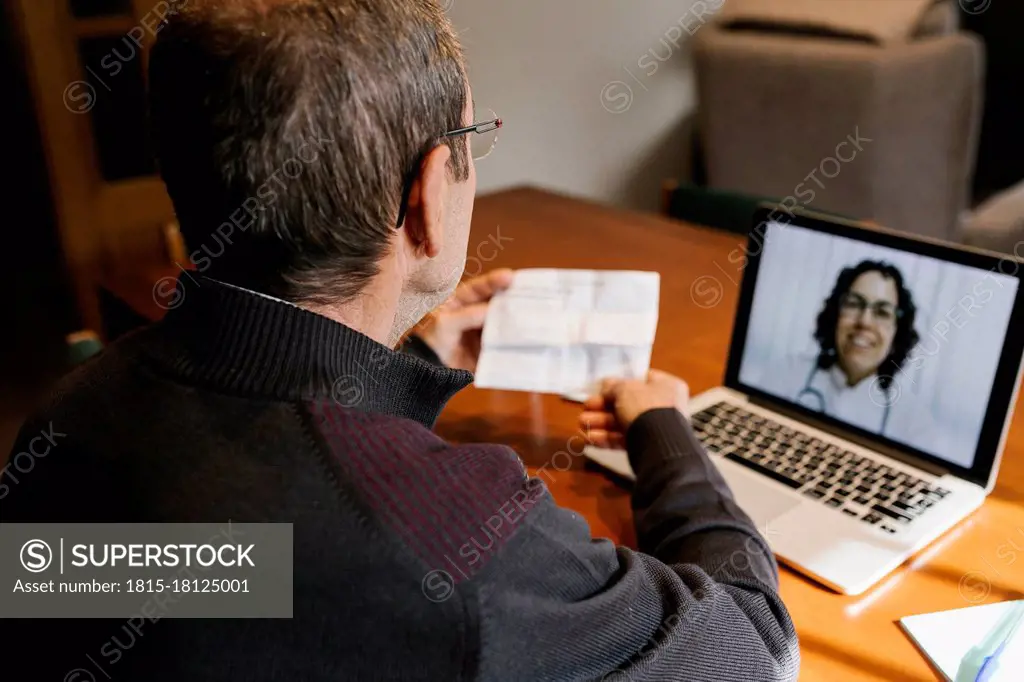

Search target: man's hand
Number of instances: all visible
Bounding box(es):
[415,269,515,372]
[579,370,689,449]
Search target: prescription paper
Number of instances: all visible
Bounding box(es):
[474,269,660,399]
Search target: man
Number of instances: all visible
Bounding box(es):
[1,1,798,680]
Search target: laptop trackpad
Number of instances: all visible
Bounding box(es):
[717,458,803,531]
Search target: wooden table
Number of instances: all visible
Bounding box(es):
[104,187,1024,681]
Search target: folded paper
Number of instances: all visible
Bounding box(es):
[474,269,660,399]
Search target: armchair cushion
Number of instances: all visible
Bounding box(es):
[716,0,946,45]
[962,182,1024,255]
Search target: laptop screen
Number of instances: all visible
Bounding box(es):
[734,219,1020,472]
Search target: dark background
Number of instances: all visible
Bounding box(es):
[960,3,1024,201]
[1,4,75,449]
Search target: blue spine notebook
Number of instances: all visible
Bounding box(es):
[899,601,1024,682]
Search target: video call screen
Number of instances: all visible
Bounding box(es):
[737,222,1019,469]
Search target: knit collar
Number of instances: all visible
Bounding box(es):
[144,275,472,428]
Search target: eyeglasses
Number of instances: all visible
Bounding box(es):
[839,292,900,324]
[443,108,502,161]
[395,108,503,227]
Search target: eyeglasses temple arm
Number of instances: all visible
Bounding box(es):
[442,118,502,138]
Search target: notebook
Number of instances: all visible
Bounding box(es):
[899,600,1024,681]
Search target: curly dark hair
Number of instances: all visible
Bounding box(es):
[814,260,920,392]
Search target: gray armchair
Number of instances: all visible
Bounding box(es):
[693,0,984,242]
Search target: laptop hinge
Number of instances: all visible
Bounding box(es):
[747,395,951,478]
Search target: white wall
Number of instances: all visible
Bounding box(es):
[448,0,718,211]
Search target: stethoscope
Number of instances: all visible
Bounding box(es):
[796,364,891,435]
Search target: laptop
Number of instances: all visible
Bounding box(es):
[583,206,1024,595]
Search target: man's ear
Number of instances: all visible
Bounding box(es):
[403,144,452,259]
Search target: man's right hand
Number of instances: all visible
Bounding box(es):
[579,369,689,449]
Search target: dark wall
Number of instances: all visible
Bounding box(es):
[960,3,1024,202]
[0,4,76,385]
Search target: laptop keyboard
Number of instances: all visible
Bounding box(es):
[690,402,951,534]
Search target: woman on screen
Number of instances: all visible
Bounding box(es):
[795,260,920,435]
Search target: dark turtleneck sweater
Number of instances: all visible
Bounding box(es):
[1,276,798,681]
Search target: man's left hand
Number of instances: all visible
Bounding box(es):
[415,269,515,372]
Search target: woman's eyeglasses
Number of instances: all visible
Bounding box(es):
[396,108,502,227]
[839,292,900,323]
